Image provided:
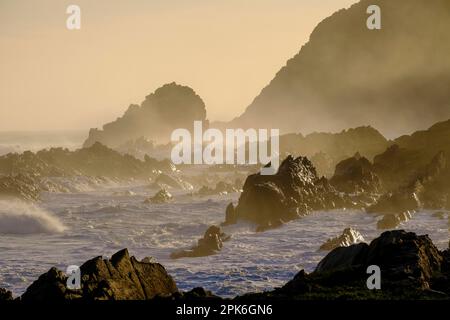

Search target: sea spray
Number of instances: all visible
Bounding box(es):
[0,200,66,234]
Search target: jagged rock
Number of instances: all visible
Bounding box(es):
[145,189,173,204]
[229,155,355,230]
[0,174,41,201]
[377,211,413,230]
[21,249,178,301]
[330,153,382,194]
[171,226,230,259]
[251,230,449,300]
[319,228,365,251]
[316,231,442,284]
[0,288,13,301]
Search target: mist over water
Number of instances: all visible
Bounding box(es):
[0,131,85,155]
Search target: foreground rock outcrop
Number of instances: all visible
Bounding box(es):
[21,249,178,301]
[242,230,450,300]
[171,226,230,259]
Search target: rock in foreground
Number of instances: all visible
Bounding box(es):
[21,249,178,301]
[242,230,449,300]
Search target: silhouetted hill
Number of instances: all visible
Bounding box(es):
[83,83,208,148]
[229,0,450,137]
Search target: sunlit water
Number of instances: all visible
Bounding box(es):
[0,183,448,298]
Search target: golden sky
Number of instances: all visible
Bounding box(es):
[0,0,356,131]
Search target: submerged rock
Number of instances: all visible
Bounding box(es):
[171,226,230,259]
[21,248,178,301]
[145,189,173,204]
[319,228,365,251]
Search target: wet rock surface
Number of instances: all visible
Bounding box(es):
[171,226,230,259]
[21,249,178,301]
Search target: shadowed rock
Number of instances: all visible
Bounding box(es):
[145,189,173,204]
[171,226,230,259]
[0,288,13,301]
[330,153,382,194]
[228,155,356,230]
[21,249,178,301]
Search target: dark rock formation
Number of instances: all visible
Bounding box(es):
[243,230,450,300]
[0,288,13,301]
[330,153,382,194]
[319,228,365,251]
[369,150,450,213]
[145,189,173,204]
[222,203,237,226]
[227,0,450,138]
[229,155,357,230]
[171,226,230,259]
[21,249,178,301]
[84,83,208,147]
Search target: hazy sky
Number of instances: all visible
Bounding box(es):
[0,0,356,131]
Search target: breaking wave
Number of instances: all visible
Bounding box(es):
[0,200,66,234]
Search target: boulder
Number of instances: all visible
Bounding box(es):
[315,230,442,287]
[0,288,13,301]
[21,249,178,301]
[145,189,173,204]
[319,228,365,251]
[171,226,230,259]
[230,155,354,230]
[330,153,382,194]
